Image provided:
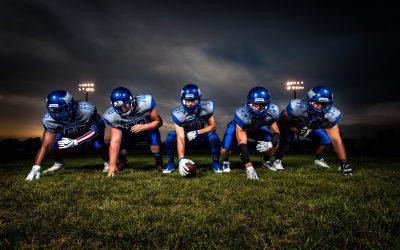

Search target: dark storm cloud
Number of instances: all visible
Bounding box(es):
[0,1,399,139]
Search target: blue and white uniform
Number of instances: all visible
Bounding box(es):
[280,99,342,144]
[222,103,279,149]
[103,95,161,147]
[43,101,106,152]
[165,99,220,158]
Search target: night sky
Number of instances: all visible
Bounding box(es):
[1,1,399,140]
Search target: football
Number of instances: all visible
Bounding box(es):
[185,161,197,178]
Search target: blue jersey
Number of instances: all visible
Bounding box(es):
[171,99,214,132]
[233,104,279,131]
[285,99,341,129]
[103,95,155,130]
[42,101,99,135]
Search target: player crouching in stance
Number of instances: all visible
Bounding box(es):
[26,90,109,181]
[220,87,281,180]
[103,87,163,177]
[163,84,223,176]
[275,86,352,175]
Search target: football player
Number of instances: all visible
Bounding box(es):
[274,86,352,175]
[220,87,281,180]
[26,90,109,181]
[163,84,223,176]
[103,87,163,177]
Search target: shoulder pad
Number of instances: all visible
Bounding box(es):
[135,95,155,113]
[42,113,59,132]
[199,99,214,116]
[234,106,251,127]
[287,99,307,118]
[325,106,342,123]
[102,107,120,126]
[267,103,280,120]
[171,105,186,125]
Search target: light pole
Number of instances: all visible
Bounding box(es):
[78,82,95,102]
[286,81,304,99]
[286,81,304,142]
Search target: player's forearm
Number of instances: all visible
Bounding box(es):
[75,130,98,144]
[198,124,216,134]
[177,136,185,158]
[279,111,295,133]
[143,120,162,131]
[109,141,121,165]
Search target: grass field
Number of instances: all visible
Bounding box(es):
[1,152,400,249]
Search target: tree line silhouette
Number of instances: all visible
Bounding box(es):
[1,128,398,157]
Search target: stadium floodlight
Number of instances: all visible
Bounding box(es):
[286,81,304,99]
[78,82,95,102]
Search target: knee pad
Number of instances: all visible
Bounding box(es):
[238,143,250,164]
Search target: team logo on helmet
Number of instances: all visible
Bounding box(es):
[255,98,265,102]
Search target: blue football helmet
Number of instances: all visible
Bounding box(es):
[110,87,135,116]
[307,86,333,114]
[181,84,201,114]
[246,87,271,117]
[46,90,75,122]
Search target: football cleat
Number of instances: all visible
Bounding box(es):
[222,161,231,172]
[155,163,164,172]
[163,162,175,174]
[261,160,276,171]
[272,159,284,171]
[43,162,64,173]
[103,162,109,173]
[314,158,330,168]
[212,162,223,173]
[246,167,259,180]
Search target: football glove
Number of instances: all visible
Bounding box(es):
[26,165,41,181]
[186,130,199,141]
[178,157,193,177]
[256,141,272,152]
[58,137,78,149]
[246,166,259,180]
[339,160,353,175]
[298,126,312,137]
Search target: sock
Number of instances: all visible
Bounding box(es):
[152,152,163,165]
[53,157,63,164]
[212,155,219,164]
[167,155,174,164]
[275,153,283,161]
[263,155,271,162]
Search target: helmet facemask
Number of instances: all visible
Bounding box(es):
[110,87,135,117]
[112,98,135,117]
[246,87,271,118]
[180,84,201,114]
[47,91,75,122]
[307,87,333,115]
[247,101,269,118]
